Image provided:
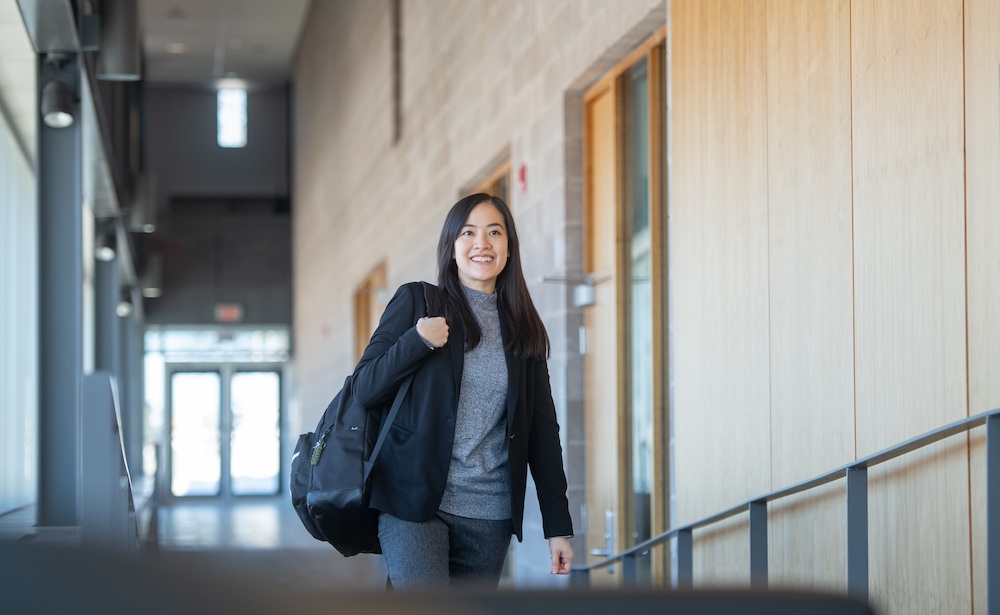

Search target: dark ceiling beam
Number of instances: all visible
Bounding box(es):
[16,0,80,54]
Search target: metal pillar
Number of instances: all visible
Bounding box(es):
[847,466,869,599]
[676,529,693,588]
[569,568,590,588]
[623,552,637,587]
[37,52,83,527]
[988,415,999,615]
[749,501,768,587]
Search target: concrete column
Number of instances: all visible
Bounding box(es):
[37,53,83,527]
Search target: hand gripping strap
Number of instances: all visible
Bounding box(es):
[362,282,436,484]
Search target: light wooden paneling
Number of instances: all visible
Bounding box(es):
[670,0,771,527]
[868,443,971,614]
[583,85,625,578]
[851,1,968,612]
[765,0,854,484]
[965,0,1000,609]
[693,514,750,586]
[768,483,846,591]
[763,0,853,591]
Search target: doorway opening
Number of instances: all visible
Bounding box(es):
[144,326,289,499]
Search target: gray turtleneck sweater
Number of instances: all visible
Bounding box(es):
[437,285,512,520]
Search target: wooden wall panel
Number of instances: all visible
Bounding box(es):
[868,444,971,613]
[964,0,1000,610]
[851,1,969,613]
[765,0,854,484]
[693,514,750,586]
[670,0,771,528]
[764,0,853,590]
[768,483,846,591]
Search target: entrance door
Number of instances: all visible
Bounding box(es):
[168,365,282,498]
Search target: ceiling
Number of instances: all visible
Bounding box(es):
[0,0,38,160]
[138,0,312,87]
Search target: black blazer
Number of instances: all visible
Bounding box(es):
[351,282,573,541]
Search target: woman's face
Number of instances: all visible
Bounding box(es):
[453,202,509,294]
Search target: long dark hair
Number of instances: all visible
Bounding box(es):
[436,193,550,360]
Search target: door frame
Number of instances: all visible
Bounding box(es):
[581,27,668,580]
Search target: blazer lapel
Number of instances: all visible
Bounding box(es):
[500,318,521,433]
[448,308,465,399]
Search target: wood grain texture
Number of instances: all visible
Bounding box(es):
[964,0,1000,608]
[851,0,967,451]
[867,443,971,614]
[583,85,624,577]
[670,0,771,526]
[765,0,854,484]
[768,483,847,591]
[851,1,969,612]
[693,513,750,586]
[763,0,854,591]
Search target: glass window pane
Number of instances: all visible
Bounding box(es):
[171,372,221,496]
[229,372,281,496]
[624,58,653,547]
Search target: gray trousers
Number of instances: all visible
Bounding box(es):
[378,510,512,590]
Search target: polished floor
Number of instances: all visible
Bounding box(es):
[149,496,388,594]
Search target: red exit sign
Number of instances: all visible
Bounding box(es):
[214,303,244,323]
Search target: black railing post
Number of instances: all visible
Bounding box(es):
[623,552,637,586]
[847,466,869,599]
[677,529,693,588]
[569,568,590,588]
[749,501,768,587]
[988,414,999,615]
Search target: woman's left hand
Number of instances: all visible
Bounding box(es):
[548,537,574,575]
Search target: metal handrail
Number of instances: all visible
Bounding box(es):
[571,407,1000,611]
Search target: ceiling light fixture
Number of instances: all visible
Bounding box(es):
[98,0,142,81]
[40,80,75,128]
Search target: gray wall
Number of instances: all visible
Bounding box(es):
[143,86,291,325]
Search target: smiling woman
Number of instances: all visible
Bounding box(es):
[345,193,574,589]
[452,202,509,295]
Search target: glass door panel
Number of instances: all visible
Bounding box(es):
[624,58,653,553]
[170,371,222,496]
[230,371,281,496]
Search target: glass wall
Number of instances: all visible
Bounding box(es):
[0,31,38,514]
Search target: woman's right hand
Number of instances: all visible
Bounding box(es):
[416,316,449,349]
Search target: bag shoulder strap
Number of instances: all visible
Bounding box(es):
[363,281,436,482]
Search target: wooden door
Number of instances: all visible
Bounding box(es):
[583,83,627,576]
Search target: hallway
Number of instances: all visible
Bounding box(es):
[148,496,388,594]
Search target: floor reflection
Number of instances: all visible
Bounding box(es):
[153,496,387,593]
